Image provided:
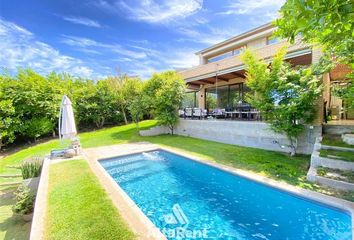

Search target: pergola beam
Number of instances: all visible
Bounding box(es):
[199,79,215,84]
[230,72,244,78]
[187,83,200,89]
[217,77,229,82]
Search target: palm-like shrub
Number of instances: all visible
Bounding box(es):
[20,157,43,179]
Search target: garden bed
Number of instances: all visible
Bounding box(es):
[319,149,354,162]
[317,167,354,184]
[322,134,354,149]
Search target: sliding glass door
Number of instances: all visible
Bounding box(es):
[205,83,246,110]
[182,91,199,108]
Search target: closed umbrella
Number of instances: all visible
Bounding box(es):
[59,95,77,139]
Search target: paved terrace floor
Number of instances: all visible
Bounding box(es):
[326,120,354,125]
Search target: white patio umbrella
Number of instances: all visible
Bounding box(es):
[58,95,77,140]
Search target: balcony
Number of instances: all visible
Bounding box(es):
[179,39,311,83]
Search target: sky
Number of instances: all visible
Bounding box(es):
[0,0,285,79]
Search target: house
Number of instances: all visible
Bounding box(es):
[179,22,353,123]
[171,22,353,154]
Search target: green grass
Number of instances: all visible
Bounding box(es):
[46,160,135,240]
[322,134,354,149]
[1,119,354,239]
[1,119,353,200]
[0,120,158,184]
[317,167,354,183]
[320,149,354,162]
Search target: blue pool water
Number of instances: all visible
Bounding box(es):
[100,150,352,240]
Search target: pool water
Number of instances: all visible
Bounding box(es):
[100,150,352,240]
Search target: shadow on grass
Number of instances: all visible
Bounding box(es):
[0,189,31,240]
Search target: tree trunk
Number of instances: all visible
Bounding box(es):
[170,125,174,135]
[96,117,105,128]
[289,137,296,156]
[121,106,128,125]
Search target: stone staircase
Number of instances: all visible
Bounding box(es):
[307,136,354,191]
[0,166,22,188]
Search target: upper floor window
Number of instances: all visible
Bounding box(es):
[207,51,233,63]
[267,36,280,45]
[233,47,242,56]
[207,46,244,63]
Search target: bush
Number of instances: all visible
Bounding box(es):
[12,185,35,215]
[20,157,43,179]
[22,117,54,142]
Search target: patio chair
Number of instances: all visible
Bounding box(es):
[184,108,193,119]
[211,108,226,119]
[178,109,185,118]
[192,108,207,119]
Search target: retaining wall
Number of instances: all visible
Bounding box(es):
[140,120,321,154]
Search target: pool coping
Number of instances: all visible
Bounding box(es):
[84,143,167,240]
[84,143,354,240]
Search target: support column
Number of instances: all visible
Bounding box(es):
[198,86,205,109]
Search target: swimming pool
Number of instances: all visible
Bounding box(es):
[100,150,352,240]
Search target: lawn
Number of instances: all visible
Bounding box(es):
[0,120,156,184]
[1,120,353,200]
[1,120,354,239]
[46,160,135,240]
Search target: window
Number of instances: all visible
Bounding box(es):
[207,51,233,63]
[207,47,244,63]
[267,37,280,45]
[182,91,199,108]
[233,47,242,56]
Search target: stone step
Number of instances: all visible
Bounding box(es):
[321,144,354,152]
[0,181,22,187]
[307,167,354,191]
[5,165,21,169]
[0,174,21,178]
[323,124,354,135]
[310,152,354,171]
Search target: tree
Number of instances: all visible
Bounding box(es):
[241,47,323,155]
[0,99,18,148]
[142,73,166,118]
[106,74,130,125]
[275,0,354,66]
[153,71,186,135]
[74,80,120,128]
[124,78,145,129]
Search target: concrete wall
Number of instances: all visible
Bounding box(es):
[173,119,321,154]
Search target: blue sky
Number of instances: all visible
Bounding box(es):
[0,0,284,79]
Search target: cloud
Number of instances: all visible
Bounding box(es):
[0,19,96,78]
[177,25,241,45]
[122,42,199,79]
[96,0,203,24]
[61,35,147,59]
[62,16,103,28]
[218,0,284,15]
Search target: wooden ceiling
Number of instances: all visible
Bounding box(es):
[187,70,246,88]
[187,53,313,89]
